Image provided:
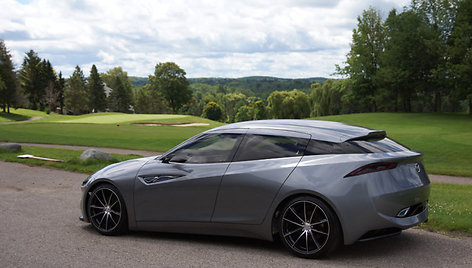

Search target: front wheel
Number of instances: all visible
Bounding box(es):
[87,184,128,235]
[278,196,341,258]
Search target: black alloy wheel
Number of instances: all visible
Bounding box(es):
[87,184,127,235]
[279,196,341,258]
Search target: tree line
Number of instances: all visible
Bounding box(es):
[334,0,472,115]
[1,0,471,119]
[0,43,192,116]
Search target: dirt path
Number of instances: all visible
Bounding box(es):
[16,142,161,157]
[24,116,43,121]
[12,142,472,185]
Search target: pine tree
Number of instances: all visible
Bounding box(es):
[103,67,133,113]
[18,50,47,109]
[88,65,107,112]
[43,60,57,112]
[55,72,65,114]
[0,40,17,113]
[64,66,88,114]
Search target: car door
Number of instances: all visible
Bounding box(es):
[134,130,245,222]
[211,129,310,224]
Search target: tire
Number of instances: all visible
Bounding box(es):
[87,184,128,235]
[278,196,341,258]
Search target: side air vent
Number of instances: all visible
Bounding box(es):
[142,175,182,184]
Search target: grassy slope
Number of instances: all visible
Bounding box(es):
[315,113,472,177]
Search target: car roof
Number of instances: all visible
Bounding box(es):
[211,119,385,143]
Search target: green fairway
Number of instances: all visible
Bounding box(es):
[314,113,472,177]
[53,113,188,124]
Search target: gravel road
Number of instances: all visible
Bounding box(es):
[1,161,471,267]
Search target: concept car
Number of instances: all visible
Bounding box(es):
[80,120,430,258]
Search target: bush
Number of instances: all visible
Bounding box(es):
[202,101,224,121]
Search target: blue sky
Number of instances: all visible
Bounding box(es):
[2,0,409,78]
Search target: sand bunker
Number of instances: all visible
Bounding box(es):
[133,122,210,127]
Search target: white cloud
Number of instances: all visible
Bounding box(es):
[1,0,409,78]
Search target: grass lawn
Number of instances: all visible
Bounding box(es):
[0,146,141,174]
[421,183,472,234]
[315,113,472,177]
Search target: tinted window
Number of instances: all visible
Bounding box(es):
[305,137,407,155]
[234,134,308,161]
[169,133,241,164]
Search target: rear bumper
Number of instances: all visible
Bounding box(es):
[337,175,430,245]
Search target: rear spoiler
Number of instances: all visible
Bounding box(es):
[346,130,386,141]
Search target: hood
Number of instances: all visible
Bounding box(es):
[85,156,158,186]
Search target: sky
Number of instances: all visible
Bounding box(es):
[1,0,409,78]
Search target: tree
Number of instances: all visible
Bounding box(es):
[253,100,267,120]
[381,9,437,112]
[55,72,65,113]
[311,80,350,116]
[268,90,310,119]
[43,60,57,112]
[102,67,134,113]
[235,105,251,122]
[337,8,385,112]
[267,91,287,118]
[18,50,47,110]
[449,0,472,114]
[88,65,107,112]
[0,40,17,113]
[412,0,458,112]
[134,84,169,114]
[150,62,192,113]
[64,66,88,114]
[223,92,247,122]
[202,101,224,121]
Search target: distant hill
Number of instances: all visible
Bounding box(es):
[130,76,329,98]
[130,76,150,87]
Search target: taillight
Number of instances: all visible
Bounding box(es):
[344,162,397,178]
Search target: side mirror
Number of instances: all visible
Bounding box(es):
[161,154,174,163]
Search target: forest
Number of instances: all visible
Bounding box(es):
[1,0,471,121]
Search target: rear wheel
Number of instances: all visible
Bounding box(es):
[87,184,127,235]
[278,196,341,258]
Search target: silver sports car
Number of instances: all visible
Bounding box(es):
[80,120,430,258]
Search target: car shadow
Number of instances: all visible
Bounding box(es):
[80,223,427,259]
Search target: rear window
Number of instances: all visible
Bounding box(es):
[305,138,408,155]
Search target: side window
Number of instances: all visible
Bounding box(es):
[234,134,308,161]
[305,139,368,155]
[169,133,242,164]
